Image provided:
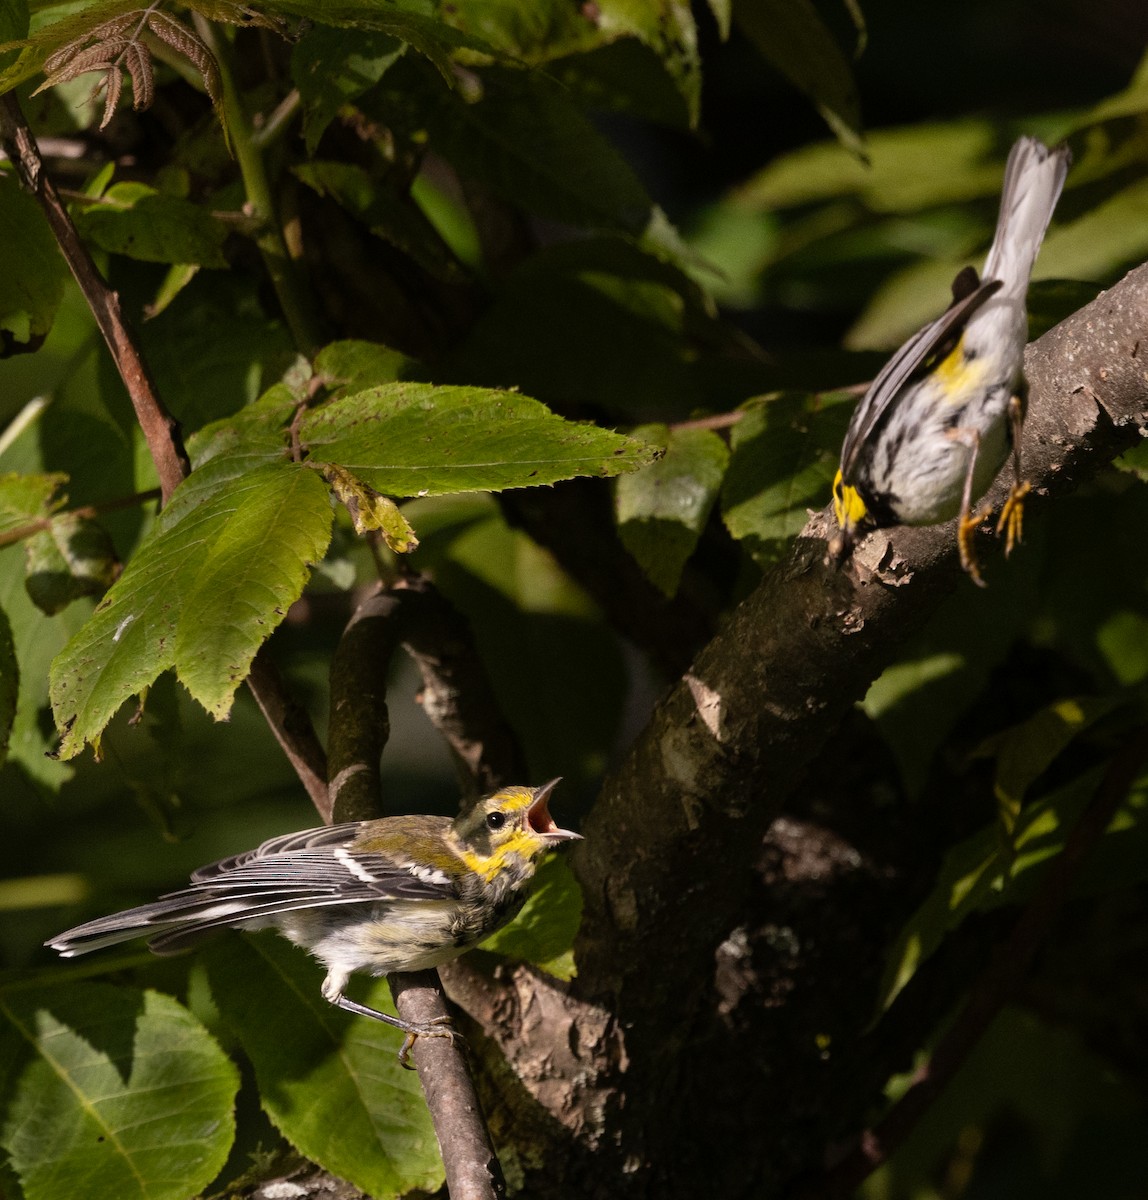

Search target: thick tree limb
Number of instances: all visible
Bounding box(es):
[479,263,1148,1192]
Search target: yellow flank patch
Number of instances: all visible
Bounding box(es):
[932,335,986,402]
[833,471,868,528]
[461,830,539,881]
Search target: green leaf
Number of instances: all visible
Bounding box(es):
[300,382,657,496]
[0,0,28,62]
[140,274,298,432]
[291,24,405,154]
[862,554,1041,798]
[293,160,462,279]
[0,983,238,1200]
[182,381,298,477]
[733,0,863,156]
[974,697,1120,838]
[738,119,1004,213]
[721,391,850,564]
[203,934,444,1199]
[616,423,728,597]
[370,59,653,234]
[878,763,1148,1014]
[707,0,731,40]
[481,853,583,980]
[436,0,700,122]
[0,471,65,536]
[0,173,67,351]
[24,513,118,615]
[586,0,700,125]
[74,183,229,267]
[0,602,16,766]
[253,0,493,81]
[313,339,411,394]
[50,463,333,755]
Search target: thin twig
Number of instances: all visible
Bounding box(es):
[393,574,527,793]
[327,585,508,1200]
[0,488,162,549]
[0,94,189,502]
[245,650,330,816]
[192,16,323,357]
[801,724,1148,1199]
[390,971,507,1200]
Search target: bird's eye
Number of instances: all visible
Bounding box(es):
[486,811,506,830]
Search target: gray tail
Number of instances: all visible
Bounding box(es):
[982,136,1070,300]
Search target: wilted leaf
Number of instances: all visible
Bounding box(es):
[324,463,419,552]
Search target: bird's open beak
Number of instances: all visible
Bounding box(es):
[526,778,582,842]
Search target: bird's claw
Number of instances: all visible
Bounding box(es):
[995,480,1031,557]
[397,1016,461,1069]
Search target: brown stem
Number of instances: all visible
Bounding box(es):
[0,94,189,503]
[0,93,329,809]
[245,650,330,817]
[327,586,509,1199]
[326,580,525,823]
[803,725,1148,1199]
[393,574,527,793]
[0,487,162,549]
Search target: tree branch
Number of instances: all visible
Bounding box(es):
[326,582,516,1200]
[0,94,189,503]
[392,574,527,792]
[488,263,1148,1185]
[0,92,330,811]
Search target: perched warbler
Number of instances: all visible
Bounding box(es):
[832,136,1071,584]
[48,780,579,1063]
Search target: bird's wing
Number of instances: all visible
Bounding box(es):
[840,277,1002,480]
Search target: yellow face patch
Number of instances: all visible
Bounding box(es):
[833,470,869,529]
[459,828,545,881]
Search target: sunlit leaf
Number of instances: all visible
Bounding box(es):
[300,382,657,496]
[0,983,238,1200]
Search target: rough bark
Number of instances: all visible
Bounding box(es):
[441,263,1148,1197]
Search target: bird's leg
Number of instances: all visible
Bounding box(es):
[948,426,989,587]
[995,392,1030,556]
[328,989,458,1069]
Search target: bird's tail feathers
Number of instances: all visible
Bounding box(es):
[982,136,1070,300]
